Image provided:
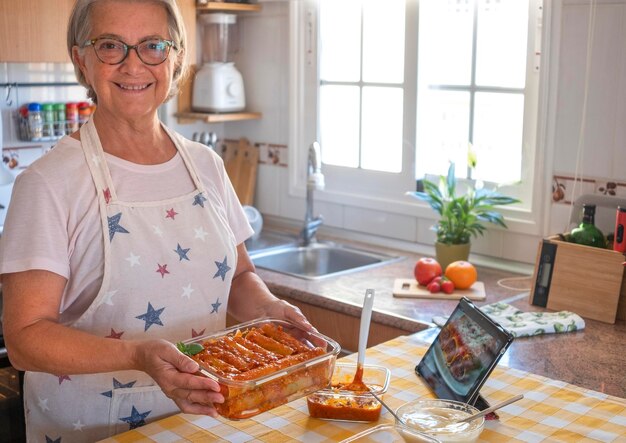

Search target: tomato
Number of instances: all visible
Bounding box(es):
[441,279,455,294]
[427,281,441,293]
[445,261,478,290]
[414,257,443,286]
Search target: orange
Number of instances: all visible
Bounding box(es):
[444,261,478,290]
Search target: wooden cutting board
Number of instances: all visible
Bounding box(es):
[393,278,486,301]
[220,138,259,206]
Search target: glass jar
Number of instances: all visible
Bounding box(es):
[66,102,79,134]
[53,103,66,137]
[27,102,44,141]
[42,103,55,138]
[78,102,92,127]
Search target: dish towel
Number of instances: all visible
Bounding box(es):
[432,302,585,338]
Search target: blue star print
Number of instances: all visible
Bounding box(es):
[213,256,231,281]
[108,212,130,241]
[101,377,137,398]
[135,302,165,331]
[174,243,191,261]
[45,437,61,443]
[119,405,151,430]
[192,192,207,208]
[211,298,222,313]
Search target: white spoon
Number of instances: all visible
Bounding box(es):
[345,288,375,391]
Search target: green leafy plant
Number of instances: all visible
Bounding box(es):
[406,163,520,245]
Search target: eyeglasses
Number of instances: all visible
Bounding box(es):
[83,37,177,66]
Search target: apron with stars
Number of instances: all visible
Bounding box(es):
[23,118,237,442]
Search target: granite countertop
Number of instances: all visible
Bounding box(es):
[254,235,626,399]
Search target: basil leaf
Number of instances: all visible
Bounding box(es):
[176,342,204,356]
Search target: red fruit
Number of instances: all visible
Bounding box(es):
[441,279,455,294]
[431,276,443,285]
[414,258,443,286]
[427,281,441,293]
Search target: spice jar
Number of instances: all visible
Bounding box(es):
[42,103,55,138]
[27,102,44,141]
[18,105,30,140]
[53,103,66,137]
[78,102,92,127]
[66,103,79,134]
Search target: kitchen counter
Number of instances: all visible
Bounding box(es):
[254,235,626,399]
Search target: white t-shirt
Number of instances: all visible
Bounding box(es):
[0,134,253,324]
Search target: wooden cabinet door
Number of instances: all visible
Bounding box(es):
[0,0,196,64]
[0,0,74,63]
[177,0,197,66]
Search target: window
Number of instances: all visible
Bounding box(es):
[295,0,543,218]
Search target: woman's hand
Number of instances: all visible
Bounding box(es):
[134,339,224,417]
[264,299,318,333]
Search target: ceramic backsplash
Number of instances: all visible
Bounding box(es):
[552,174,626,205]
[0,62,89,226]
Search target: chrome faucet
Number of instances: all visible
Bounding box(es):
[300,142,325,246]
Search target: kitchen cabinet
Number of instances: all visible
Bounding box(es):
[175,1,262,124]
[0,0,74,63]
[0,0,196,64]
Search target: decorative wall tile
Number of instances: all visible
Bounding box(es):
[551,174,626,205]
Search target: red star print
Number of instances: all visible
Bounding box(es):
[165,208,178,220]
[156,263,170,278]
[105,328,124,339]
[192,328,206,338]
[57,375,71,385]
[103,187,112,204]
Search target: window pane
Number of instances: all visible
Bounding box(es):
[476,0,529,88]
[320,0,361,82]
[363,0,405,83]
[418,0,474,86]
[416,90,471,178]
[320,85,360,167]
[473,92,524,183]
[361,87,403,172]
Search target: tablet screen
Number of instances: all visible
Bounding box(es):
[415,297,514,406]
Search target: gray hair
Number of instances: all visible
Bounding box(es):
[67,0,189,104]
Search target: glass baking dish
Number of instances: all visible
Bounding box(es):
[182,318,340,420]
[306,363,391,422]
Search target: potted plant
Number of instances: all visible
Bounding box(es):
[406,162,520,269]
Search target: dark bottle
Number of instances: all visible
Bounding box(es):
[570,204,606,248]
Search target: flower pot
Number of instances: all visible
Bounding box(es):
[435,242,471,270]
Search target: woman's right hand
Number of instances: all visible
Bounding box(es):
[134,339,224,417]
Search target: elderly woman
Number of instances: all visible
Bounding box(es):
[0,0,312,441]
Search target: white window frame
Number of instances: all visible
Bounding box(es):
[288,0,551,236]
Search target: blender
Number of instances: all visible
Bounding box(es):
[192,13,246,113]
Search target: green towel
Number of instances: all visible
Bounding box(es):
[433,302,585,337]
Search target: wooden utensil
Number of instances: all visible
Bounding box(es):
[221,137,259,206]
[345,289,375,391]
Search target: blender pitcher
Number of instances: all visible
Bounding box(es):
[192,13,246,112]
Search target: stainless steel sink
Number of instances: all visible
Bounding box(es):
[249,239,402,280]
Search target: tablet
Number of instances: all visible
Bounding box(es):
[415,297,514,408]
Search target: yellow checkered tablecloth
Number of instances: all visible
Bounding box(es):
[100,334,626,442]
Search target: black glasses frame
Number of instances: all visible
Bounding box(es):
[83,37,177,66]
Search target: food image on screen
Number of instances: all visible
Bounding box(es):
[188,321,337,419]
[438,313,497,384]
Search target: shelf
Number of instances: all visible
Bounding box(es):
[197,2,262,13]
[175,111,262,124]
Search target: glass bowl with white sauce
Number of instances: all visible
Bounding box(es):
[395,399,484,443]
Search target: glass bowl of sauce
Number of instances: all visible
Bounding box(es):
[307,363,391,422]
